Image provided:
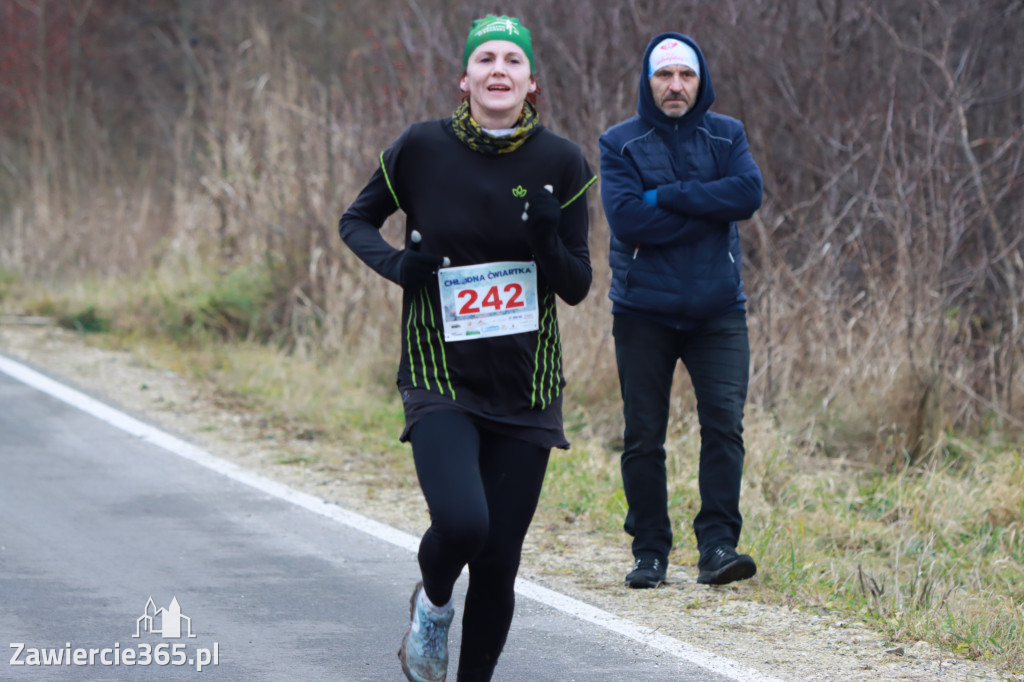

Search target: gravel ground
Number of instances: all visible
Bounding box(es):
[1,322,1017,682]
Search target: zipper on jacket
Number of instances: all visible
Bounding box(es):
[633,245,640,259]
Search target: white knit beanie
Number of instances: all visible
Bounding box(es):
[648,38,700,78]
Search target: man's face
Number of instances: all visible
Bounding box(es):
[650,64,700,118]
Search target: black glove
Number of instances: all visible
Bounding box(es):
[522,189,562,255]
[398,248,445,289]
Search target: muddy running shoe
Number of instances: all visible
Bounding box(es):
[398,582,454,682]
[625,555,667,588]
[697,546,757,585]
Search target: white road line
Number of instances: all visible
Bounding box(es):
[0,352,786,682]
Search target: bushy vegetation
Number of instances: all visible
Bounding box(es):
[2,0,1021,672]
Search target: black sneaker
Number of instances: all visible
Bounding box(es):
[697,546,757,585]
[625,555,667,588]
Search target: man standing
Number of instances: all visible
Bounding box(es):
[599,33,763,588]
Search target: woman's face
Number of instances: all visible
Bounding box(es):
[460,40,536,128]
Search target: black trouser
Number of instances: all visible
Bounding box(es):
[613,311,749,560]
[408,410,550,682]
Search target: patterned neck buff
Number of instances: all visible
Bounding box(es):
[450,100,541,155]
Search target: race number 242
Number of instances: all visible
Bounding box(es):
[456,284,525,315]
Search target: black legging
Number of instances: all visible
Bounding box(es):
[408,410,550,682]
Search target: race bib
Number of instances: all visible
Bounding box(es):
[437,261,539,342]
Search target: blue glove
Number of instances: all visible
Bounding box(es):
[642,189,657,206]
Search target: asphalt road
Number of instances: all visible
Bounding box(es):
[0,355,779,681]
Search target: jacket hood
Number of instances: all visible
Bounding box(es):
[637,32,714,135]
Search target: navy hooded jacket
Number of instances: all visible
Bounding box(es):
[599,33,763,326]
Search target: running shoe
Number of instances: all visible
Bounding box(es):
[398,582,454,682]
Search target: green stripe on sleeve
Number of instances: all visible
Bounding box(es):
[559,174,596,210]
[380,152,401,210]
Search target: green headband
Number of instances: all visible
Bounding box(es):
[462,15,534,73]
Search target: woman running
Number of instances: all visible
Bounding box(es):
[338,13,595,682]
